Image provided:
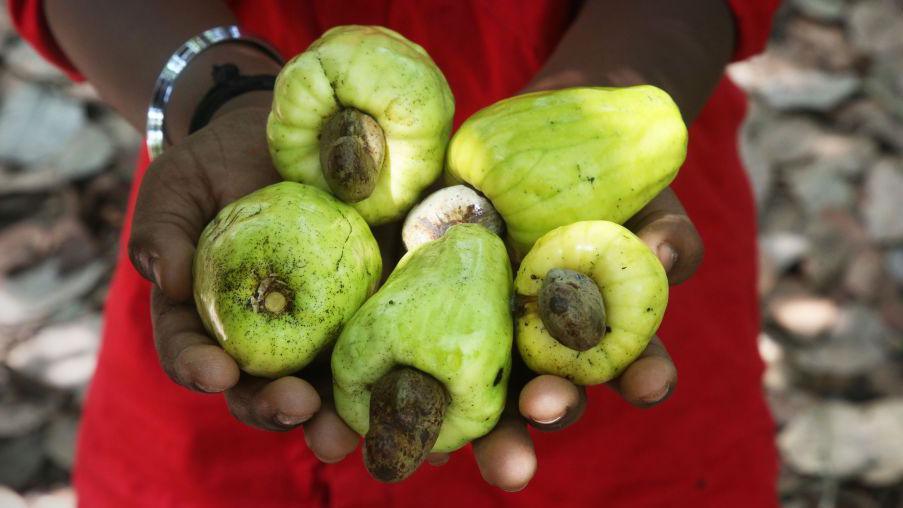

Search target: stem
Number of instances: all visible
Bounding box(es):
[364,367,449,483]
[319,109,386,203]
[251,275,292,316]
[538,268,606,351]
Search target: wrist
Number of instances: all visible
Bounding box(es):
[166,42,281,145]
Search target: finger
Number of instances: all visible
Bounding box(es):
[151,287,239,392]
[128,150,216,302]
[426,452,450,466]
[128,108,279,302]
[518,375,586,431]
[473,414,537,492]
[625,188,704,285]
[224,374,321,431]
[303,402,360,463]
[608,336,677,408]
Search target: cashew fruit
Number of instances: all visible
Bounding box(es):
[267,25,455,225]
[332,224,513,464]
[193,182,381,378]
[515,221,668,385]
[446,86,687,256]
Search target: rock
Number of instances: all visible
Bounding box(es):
[738,109,773,207]
[879,295,903,331]
[750,114,877,178]
[0,218,93,274]
[755,116,822,165]
[835,99,903,152]
[5,314,101,391]
[98,113,140,151]
[791,0,847,21]
[758,249,778,297]
[802,211,865,288]
[886,248,903,285]
[0,125,115,192]
[778,401,872,478]
[860,399,903,485]
[767,285,840,340]
[792,305,890,378]
[842,248,886,301]
[0,259,106,326]
[0,394,59,439]
[767,385,817,427]
[0,486,27,508]
[849,0,903,56]
[3,39,69,83]
[867,361,903,397]
[760,232,810,273]
[794,132,877,179]
[759,189,807,233]
[25,487,76,508]
[49,125,114,178]
[865,51,903,121]
[728,53,860,111]
[0,2,12,38]
[0,433,45,489]
[42,415,78,471]
[758,332,799,398]
[0,83,84,166]
[786,164,855,215]
[780,17,858,71]
[862,159,903,242]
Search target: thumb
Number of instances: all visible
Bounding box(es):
[128,151,217,302]
[128,107,280,302]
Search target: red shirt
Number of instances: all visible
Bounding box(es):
[11,1,780,506]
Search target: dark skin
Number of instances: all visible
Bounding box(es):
[45,0,731,491]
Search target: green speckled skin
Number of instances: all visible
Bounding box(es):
[515,221,668,386]
[446,86,687,256]
[267,25,455,225]
[332,224,513,453]
[193,182,381,378]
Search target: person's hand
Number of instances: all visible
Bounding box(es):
[129,106,367,461]
[128,104,703,487]
[425,187,704,492]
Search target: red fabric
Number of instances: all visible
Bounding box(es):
[9,1,780,506]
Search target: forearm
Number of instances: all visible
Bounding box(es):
[44,0,280,141]
[526,0,735,122]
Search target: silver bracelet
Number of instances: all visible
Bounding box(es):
[145,25,284,160]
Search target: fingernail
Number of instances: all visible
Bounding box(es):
[531,412,565,425]
[639,383,672,405]
[313,451,346,464]
[276,412,310,427]
[194,381,218,393]
[134,251,159,286]
[657,243,678,273]
[502,482,529,493]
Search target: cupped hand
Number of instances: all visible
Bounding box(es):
[129,106,363,461]
[432,187,704,492]
[128,104,704,487]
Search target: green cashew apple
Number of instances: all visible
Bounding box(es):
[332,223,513,482]
[193,182,381,378]
[267,25,455,225]
[446,85,687,256]
[515,221,668,385]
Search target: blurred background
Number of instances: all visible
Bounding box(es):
[0,1,901,507]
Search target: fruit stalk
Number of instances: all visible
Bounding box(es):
[364,368,449,482]
[319,109,386,203]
